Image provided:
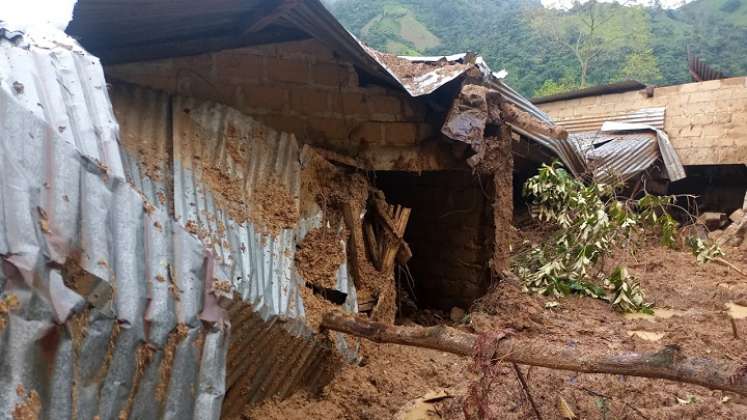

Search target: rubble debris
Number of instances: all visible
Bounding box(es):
[727,303,747,320]
[365,196,412,273]
[698,212,728,231]
[394,389,452,420]
[715,210,747,248]
[730,209,744,224]
[557,396,576,419]
[627,330,665,342]
[441,85,489,144]
[441,84,567,149]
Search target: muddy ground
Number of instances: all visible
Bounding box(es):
[244,239,747,420]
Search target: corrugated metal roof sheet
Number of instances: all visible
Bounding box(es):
[568,131,660,183]
[551,107,666,134]
[688,48,725,82]
[565,122,686,184]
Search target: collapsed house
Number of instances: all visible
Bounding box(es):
[534,78,747,213]
[0,1,572,419]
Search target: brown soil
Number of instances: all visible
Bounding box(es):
[300,150,369,221]
[244,340,467,420]
[244,240,747,420]
[178,107,301,237]
[295,227,346,290]
[366,47,469,84]
[299,284,334,332]
[247,180,300,235]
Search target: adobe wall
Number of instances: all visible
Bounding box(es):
[105,39,460,171]
[538,77,747,165]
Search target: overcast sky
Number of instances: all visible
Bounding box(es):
[0,0,693,31]
[0,0,77,29]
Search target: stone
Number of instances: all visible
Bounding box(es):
[697,212,727,231]
[730,209,745,224]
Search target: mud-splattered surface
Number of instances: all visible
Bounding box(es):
[244,239,747,420]
[295,227,346,290]
[12,385,41,420]
[199,162,299,236]
[0,293,19,330]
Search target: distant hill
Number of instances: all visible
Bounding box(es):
[324,0,747,96]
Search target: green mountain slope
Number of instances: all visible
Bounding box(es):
[324,0,747,96]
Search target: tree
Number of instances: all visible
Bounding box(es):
[528,1,656,87]
[617,48,663,83]
[533,73,579,97]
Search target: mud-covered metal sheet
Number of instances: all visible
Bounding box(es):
[112,83,356,409]
[113,84,358,324]
[0,27,228,420]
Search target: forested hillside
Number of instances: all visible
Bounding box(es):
[324,0,747,97]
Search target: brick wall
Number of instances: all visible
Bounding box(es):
[539,77,747,165]
[105,39,435,157]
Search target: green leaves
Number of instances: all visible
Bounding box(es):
[686,236,725,264]
[515,162,674,313]
[608,267,653,314]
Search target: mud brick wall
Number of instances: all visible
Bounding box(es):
[539,77,747,165]
[376,171,495,310]
[105,39,434,156]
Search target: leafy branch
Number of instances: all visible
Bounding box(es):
[513,162,683,313]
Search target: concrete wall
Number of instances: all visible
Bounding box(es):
[539,77,747,165]
[106,39,438,162]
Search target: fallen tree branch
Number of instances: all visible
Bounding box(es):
[321,312,747,396]
[714,257,747,279]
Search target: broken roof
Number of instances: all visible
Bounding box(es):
[67,0,561,147]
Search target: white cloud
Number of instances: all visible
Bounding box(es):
[542,0,692,10]
[0,0,78,30]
